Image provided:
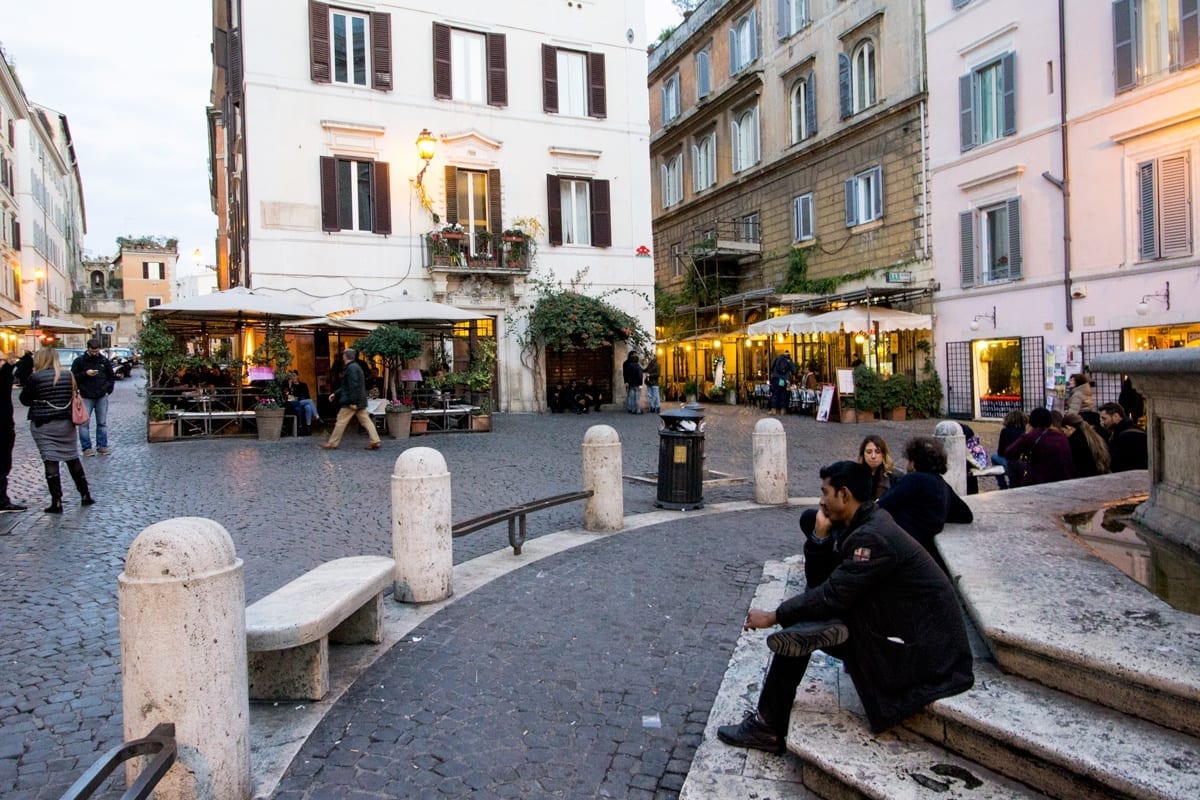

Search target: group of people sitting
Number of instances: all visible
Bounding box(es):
[990,374,1147,489]
[547,380,605,414]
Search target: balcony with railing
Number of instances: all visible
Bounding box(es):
[425,228,533,276]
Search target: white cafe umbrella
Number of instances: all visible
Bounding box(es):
[146,286,316,320]
[802,306,932,334]
[344,297,489,323]
[745,312,816,336]
[2,315,92,333]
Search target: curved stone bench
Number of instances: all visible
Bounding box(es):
[246,555,395,701]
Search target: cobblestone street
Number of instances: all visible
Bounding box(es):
[0,373,997,798]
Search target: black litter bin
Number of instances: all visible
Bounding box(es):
[656,406,705,510]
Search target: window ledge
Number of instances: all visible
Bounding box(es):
[792,239,817,249]
[849,218,883,233]
[958,164,1024,192]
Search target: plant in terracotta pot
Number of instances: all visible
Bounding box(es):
[146,397,174,443]
[882,374,914,421]
[384,397,413,439]
[355,325,426,402]
[464,339,496,431]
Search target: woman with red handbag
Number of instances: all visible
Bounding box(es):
[18,348,94,513]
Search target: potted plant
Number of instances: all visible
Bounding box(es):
[682,379,699,404]
[410,416,430,435]
[883,374,914,421]
[254,396,285,441]
[147,397,174,443]
[464,339,496,432]
[385,398,413,439]
[852,364,882,419]
[355,325,425,404]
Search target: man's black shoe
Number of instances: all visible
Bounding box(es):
[0,501,27,513]
[716,712,785,754]
[767,620,850,659]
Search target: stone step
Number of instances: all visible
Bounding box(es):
[785,655,1050,800]
[907,662,1200,800]
[938,477,1200,739]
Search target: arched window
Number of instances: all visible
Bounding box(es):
[852,40,876,112]
[90,271,106,290]
[790,75,815,143]
[731,107,760,173]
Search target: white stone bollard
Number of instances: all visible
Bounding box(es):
[582,425,623,531]
[392,447,453,603]
[119,517,250,800]
[753,417,788,504]
[935,420,968,496]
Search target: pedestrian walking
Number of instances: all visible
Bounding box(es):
[19,348,94,513]
[71,338,116,456]
[716,461,973,753]
[320,348,381,450]
[0,353,27,512]
[622,351,643,414]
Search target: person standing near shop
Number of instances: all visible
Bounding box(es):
[72,338,116,456]
[623,351,644,414]
[0,353,27,512]
[644,352,661,413]
[768,353,795,415]
[320,348,381,450]
[20,348,94,513]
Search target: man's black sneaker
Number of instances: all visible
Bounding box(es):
[716,712,785,754]
[767,620,850,659]
[0,501,27,513]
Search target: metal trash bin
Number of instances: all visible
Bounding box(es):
[656,406,705,510]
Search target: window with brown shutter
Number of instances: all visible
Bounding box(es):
[488,169,502,233]
[433,23,452,99]
[591,179,611,247]
[486,33,508,107]
[587,52,606,119]
[542,45,559,113]
[229,29,243,102]
[370,12,392,91]
[444,165,459,224]
[372,161,391,235]
[320,157,339,231]
[546,175,563,245]
[310,1,331,83]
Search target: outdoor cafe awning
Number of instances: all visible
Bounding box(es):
[745,312,816,336]
[2,315,92,333]
[801,306,932,334]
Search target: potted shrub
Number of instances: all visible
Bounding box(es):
[852,364,882,419]
[410,416,430,435]
[254,396,285,441]
[147,397,174,443]
[682,379,699,404]
[883,374,914,421]
[355,325,425,404]
[470,397,492,432]
[464,339,496,432]
[385,398,413,439]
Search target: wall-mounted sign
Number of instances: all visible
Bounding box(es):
[885,271,913,284]
[102,324,115,334]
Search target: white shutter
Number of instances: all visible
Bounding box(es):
[1158,154,1191,258]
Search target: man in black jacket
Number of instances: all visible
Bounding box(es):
[718,461,974,753]
[320,348,381,450]
[71,339,116,456]
[1099,401,1148,472]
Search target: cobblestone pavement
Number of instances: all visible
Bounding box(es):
[0,373,999,798]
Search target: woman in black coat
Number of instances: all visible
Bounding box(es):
[1002,407,1075,486]
[877,436,973,568]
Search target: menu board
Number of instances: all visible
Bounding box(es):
[836,368,855,396]
[816,384,836,422]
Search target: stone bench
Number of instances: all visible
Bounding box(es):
[245,555,395,701]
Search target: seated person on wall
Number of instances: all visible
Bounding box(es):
[548,381,568,413]
[717,461,974,754]
[1098,401,1148,472]
[569,381,593,414]
[584,380,603,412]
[1002,407,1075,486]
[877,436,974,570]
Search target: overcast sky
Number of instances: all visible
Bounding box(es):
[2,1,683,278]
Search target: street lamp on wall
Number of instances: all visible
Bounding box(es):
[414,128,437,186]
[1135,281,1170,316]
[969,306,997,331]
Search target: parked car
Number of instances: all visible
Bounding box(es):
[105,348,135,379]
[55,348,87,369]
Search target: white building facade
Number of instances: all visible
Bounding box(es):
[929,0,1200,419]
[216,0,655,412]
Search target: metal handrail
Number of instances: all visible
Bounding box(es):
[452,490,594,555]
[59,723,176,800]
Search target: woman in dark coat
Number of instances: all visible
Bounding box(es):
[1002,406,1075,487]
[858,435,905,500]
[877,436,973,567]
[1062,412,1110,477]
[19,348,94,513]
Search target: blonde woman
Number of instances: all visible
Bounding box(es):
[19,348,94,513]
[858,435,905,500]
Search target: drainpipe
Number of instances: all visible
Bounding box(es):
[1050,0,1074,333]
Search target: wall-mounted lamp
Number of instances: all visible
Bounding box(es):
[711,338,722,349]
[969,306,997,331]
[414,128,437,186]
[1135,281,1170,316]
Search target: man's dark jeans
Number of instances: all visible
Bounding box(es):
[757,642,851,736]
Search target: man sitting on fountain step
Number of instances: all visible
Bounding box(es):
[717,461,975,753]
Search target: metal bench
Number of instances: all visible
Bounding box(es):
[244,555,395,701]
